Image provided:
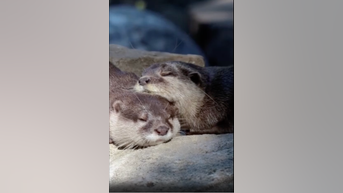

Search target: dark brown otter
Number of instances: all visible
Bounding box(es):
[134,61,233,134]
[109,62,180,148]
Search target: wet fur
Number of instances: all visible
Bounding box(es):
[134,61,233,134]
[109,62,180,148]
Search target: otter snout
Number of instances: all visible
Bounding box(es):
[155,126,169,136]
[139,77,150,85]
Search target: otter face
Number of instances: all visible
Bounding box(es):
[109,92,180,149]
[134,62,205,103]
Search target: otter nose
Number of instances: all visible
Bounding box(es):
[155,126,169,136]
[139,77,150,86]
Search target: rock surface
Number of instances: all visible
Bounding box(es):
[110,44,205,76]
[109,134,233,192]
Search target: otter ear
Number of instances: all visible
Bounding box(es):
[188,72,202,86]
[112,101,123,113]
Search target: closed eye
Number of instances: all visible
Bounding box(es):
[160,71,173,76]
[139,118,147,122]
[138,112,148,122]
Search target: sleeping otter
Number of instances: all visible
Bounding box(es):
[134,61,233,134]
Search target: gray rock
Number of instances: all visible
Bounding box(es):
[109,134,233,192]
[110,44,205,76]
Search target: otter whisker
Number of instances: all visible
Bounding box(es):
[198,88,219,106]
[172,38,183,53]
[129,41,135,49]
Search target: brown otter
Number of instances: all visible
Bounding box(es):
[109,62,180,148]
[134,61,233,134]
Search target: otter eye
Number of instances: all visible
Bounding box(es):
[139,118,147,122]
[160,71,172,76]
[138,113,148,122]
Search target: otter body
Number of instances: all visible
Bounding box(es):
[134,61,233,134]
[109,62,180,148]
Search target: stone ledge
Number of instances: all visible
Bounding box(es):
[110,134,233,192]
[109,44,205,76]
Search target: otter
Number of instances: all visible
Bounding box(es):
[109,62,180,148]
[134,61,233,134]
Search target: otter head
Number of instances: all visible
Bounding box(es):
[134,61,207,103]
[109,92,180,149]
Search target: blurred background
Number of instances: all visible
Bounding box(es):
[109,0,233,67]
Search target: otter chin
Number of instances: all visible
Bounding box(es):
[109,62,180,148]
[134,61,234,134]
